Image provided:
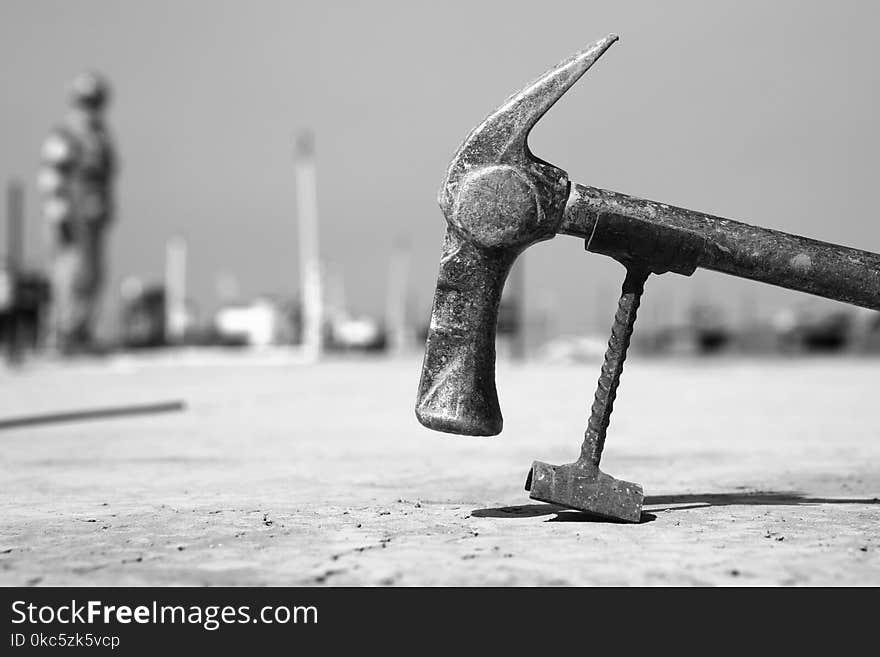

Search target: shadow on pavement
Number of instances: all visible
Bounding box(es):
[644,491,880,512]
[471,503,656,524]
[472,491,880,523]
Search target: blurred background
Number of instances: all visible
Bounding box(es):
[1,0,879,362]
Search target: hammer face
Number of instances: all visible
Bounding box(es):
[526,461,644,523]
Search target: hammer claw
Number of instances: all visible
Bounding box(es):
[445,34,619,176]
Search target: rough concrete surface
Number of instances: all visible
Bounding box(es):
[1,353,878,586]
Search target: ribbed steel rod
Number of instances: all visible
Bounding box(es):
[580,267,648,469]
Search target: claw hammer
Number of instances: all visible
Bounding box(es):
[415,35,880,522]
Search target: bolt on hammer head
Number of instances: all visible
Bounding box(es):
[416,34,619,436]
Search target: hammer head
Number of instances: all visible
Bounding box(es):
[416,35,619,436]
[526,460,644,523]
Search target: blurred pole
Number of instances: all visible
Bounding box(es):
[739,290,757,352]
[325,263,347,321]
[164,235,187,345]
[508,256,525,360]
[850,306,876,353]
[6,180,24,273]
[6,180,25,365]
[295,131,324,360]
[385,238,411,357]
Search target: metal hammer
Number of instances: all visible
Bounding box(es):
[415,35,880,522]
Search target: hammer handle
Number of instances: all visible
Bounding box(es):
[415,228,515,436]
[564,184,880,311]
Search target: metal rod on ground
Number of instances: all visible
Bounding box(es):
[0,400,186,431]
[295,131,324,360]
[164,235,187,345]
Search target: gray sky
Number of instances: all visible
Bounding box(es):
[1,1,879,339]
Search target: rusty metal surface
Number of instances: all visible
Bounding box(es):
[564,183,880,310]
[526,462,643,524]
[416,34,880,521]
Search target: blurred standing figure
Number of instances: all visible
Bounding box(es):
[37,72,117,354]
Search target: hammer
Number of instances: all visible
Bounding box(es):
[415,35,880,522]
